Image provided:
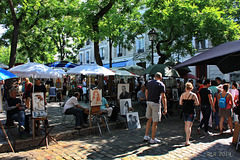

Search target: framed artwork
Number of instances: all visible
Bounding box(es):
[120,98,132,115]
[118,83,130,99]
[32,92,45,111]
[126,112,141,129]
[172,88,179,101]
[90,89,102,106]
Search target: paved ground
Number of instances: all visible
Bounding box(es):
[0,114,240,160]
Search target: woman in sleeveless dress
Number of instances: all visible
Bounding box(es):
[179,82,199,146]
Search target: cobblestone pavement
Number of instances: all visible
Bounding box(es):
[0,115,239,160]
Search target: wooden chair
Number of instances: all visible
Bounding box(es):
[89,105,110,136]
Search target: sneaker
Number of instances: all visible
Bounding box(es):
[149,138,161,144]
[20,125,25,131]
[74,126,82,130]
[197,127,201,134]
[203,131,212,136]
[143,135,150,141]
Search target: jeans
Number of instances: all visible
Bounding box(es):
[199,105,211,132]
[65,107,87,126]
[214,110,220,127]
[10,111,25,135]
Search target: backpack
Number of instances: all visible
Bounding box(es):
[219,93,228,109]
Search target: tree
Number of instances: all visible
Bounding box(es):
[0,0,49,67]
[143,0,240,64]
[78,0,145,66]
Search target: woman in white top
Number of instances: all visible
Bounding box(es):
[179,82,199,146]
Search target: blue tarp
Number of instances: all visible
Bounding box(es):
[103,61,129,68]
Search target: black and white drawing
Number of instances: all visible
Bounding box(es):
[126,112,141,129]
[32,92,45,111]
[120,98,132,115]
[172,88,179,101]
[118,84,130,99]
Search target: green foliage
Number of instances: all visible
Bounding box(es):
[143,0,240,63]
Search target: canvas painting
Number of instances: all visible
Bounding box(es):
[32,92,45,111]
[90,89,102,106]
[120,98,132,115]
[118,83,130,99]
[126,112,141,129]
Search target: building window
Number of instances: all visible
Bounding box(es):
[195,38,206,49]
[86,39,91,45]
[117,44,122,57]
[136,36,145,53]
[100,48,105,60]
[86,51,89,64]
[79,54,83,65]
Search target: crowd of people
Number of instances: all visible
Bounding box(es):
[178,77,240,145]
[2,74,240,145]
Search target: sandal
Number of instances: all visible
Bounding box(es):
[185,142,190,146]
[219,130,223,135]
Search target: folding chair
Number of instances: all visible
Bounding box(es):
[48,87,57,102]
[59,102,75,125]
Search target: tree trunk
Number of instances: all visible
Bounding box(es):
[94,41,102,66]
[9,23,20,68]
[92,21,103,66]
[156,41,167,64]
[109,38,112,68]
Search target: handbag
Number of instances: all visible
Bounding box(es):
[233,105,240,115]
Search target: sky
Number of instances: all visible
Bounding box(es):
[0,25,7,36]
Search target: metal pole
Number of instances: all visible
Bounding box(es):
[151,40,154,65]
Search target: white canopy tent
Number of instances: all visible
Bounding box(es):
[9,62,61,79]
[67,64,115,76]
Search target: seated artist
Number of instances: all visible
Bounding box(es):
[100,97,113,118]
[137,85,147,106]
[63,92,89,129]
[6,88,26,137]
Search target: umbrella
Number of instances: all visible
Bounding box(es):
[164,61,191,75]
[0,68,18,80]
[174,40,240,73]
[45,61,79,68]
[67,64,115,76]
[0,63,9,69]
[9,62,61,78]
[110,67,139,77]
[119,65,144,75]
[54,69,66,75]
[181,73,198,79]
[143,64,180,77]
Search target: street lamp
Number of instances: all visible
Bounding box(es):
[148,28,158,65]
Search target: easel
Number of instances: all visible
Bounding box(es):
[0,121,15,152]
[32,117,58,149]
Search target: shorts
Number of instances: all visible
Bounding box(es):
[146,101,161,122]
[182,113,195,122]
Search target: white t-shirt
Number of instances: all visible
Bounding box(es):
[63,96,79,113]
[229,89,239,104]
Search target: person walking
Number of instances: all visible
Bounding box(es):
[218,84,234,134]
[197,79,215,135]
[143,72,167,144]
[179,82,199,145]
[229,82,239,124]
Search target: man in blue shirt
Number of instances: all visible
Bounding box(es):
[144,72,167,144]
[100,97,113,117]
